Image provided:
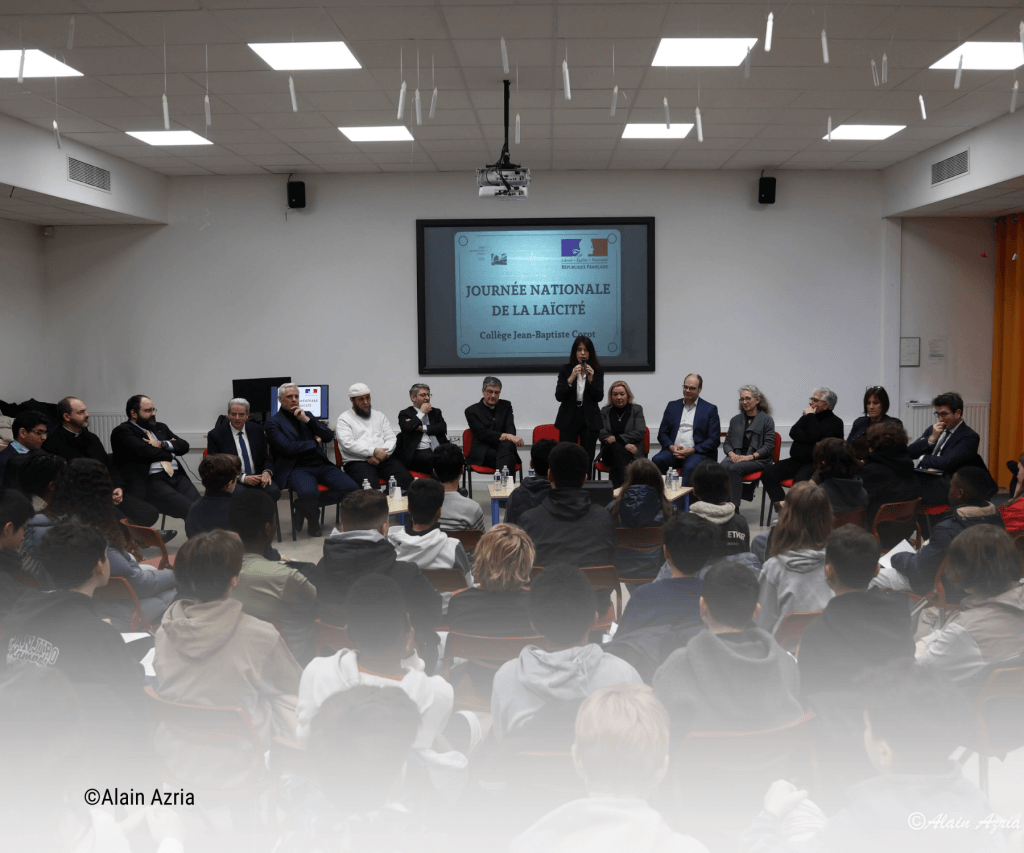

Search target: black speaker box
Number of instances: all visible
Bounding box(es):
[287,180,306,209]
[582,479,615,508]
[758,176,776,204]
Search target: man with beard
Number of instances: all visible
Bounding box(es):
[44,396,161,528]
[266,384,358,537]
[110,395,200,520]
[335,383,413,493]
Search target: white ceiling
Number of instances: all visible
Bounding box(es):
[1,1,1023,178]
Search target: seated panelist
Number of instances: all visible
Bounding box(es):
[652,373,721,487]
[464,376,524,474]
[597,380,648,489]
[395,383,449,477]
[206,397,281,503]
[336,383,413,491]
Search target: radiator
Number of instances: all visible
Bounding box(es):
[903,402,990,462]
[90,412,125,453]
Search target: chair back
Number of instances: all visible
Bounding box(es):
[461,428,473,458]
[772,431,782,463]
[615,526,663,549]
[872,498,922,549]
[447,528,484,550]
[120,518,173,571]
[579,564,622,624]
[531,424,560,445]
[425,567,470,595]
[974,663,1024,759]
[773,611,821,655]
[313,620,352,657]
[643,427,651,455]
[333,439,343,467]
[94,576,151,632]
[442,631,542,681]
[144,685,261,747]
[832,508,867,529]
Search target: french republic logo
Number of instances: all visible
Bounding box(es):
[562,238,608,258]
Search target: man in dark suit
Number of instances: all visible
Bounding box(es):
[265,383,358,537]
[464,376,524,474]
[652,374,721,486]
[207,397,281,502]
[110,395,200,520]
[0,411,49,491]
[395,383,449,476]
[43,397,160,527]
[909,391,982,505]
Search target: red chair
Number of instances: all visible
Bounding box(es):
[531,424,560,445]
[758,432,785,526]
[773,611,822,656]
[920,503,951,536]
[594,428,651,481]
[462,429,521,498]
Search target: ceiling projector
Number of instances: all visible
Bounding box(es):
[478,79,529,199]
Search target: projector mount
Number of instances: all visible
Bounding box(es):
[477,79,530,198]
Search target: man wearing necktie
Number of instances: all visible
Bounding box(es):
[110,395,200,520]
[395,383,450,476]
[908,391,982,505]
[206,398,281,502]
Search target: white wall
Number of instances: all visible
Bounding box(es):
[0,218,49,403]
[899,218,997,414]
[41,169,889,441]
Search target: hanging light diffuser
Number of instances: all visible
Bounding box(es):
[954,54,963,89]
[881,53,888,83]
[663,96,670,128]
[562,58,571,100]
[871,59,879,87]
[289,76,298,112]
[501,38,509,74]
[919,94,927,119]
[765,12,774,52]
[821,30,829,64]
[397,80,406,119]
[610,84,618,115]
[415,88,422,125]
[695,106,703,142]
[1011,80,1018,113]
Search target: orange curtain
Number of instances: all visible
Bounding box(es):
[990,215,1024,480]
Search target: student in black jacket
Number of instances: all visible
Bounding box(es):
[859,421,921,542]
[553,335,605,469]
[0,490,33,616]
[504,438,556,524]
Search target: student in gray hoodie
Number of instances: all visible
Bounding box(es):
[756,482,835,634]
[491,565,642,740]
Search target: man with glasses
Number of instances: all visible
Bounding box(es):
[909,391,981,505]
[762,387,844,508]
[111,395,200,520]
[0,411,49,490]
[653,373,721,487]
[465,376,524,475]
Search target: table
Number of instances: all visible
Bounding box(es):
[488,482,519,525]
[613,483,693,510]
[387,494,408,525]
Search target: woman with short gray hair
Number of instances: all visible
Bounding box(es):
[721,385,776,510]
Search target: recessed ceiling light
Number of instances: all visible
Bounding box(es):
[930,43,1024,71]
[825,124,906,141]
[652,38,759,67]
[249,42,361,71]
[126,130,214,146]
[622,123,694,139]
[0,50,82,78]
[339,126,414,142]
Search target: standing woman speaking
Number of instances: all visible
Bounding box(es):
[554,335,605,469]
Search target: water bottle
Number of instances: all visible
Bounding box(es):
[388,475,398,499]
[362,478,371,491]
[528,466,535,479]
[493,470,501,490]
[501,465,509,490]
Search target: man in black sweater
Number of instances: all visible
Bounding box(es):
[762,386,844,506]
[798,525,914,697]
[0,490,33,616]
[504,438,556,524]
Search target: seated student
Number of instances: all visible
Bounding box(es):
[504,438,556,525]
[740,665,1004,853]
[510,683,709,853]
[878,467,1003,597]
[15,454,65,588]
[520,443,617,570]
[311,490,442,672]
[811,437,868,514]
[998,450,1024,534]
[916,525,1024,685]
[153,530,303,790]
[654,561,803,738]
[0,489,34,616]
[0,410,48,490]
[756,482,834,634]
[4,523,145,722]
[433,443,485,532]
[688,459,751,561]
[797,525,914,697]
[607,458,673,579]
[388,478,472,581]
[184,452,240,538]
[859,421,921,540]
[491,566,642,741]
[229,488,317,665]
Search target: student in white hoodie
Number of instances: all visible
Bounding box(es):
[491,565,642,741]
[388,478,473,584]
[511,683,708,853]
[336,382,413,491]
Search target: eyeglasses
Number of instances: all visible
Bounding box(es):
[683,385,700,392]
[28,428,48,437]
[739,396,755,402]
[934,410,954,419]
[865,385,883,392]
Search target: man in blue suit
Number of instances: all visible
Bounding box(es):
[207,397,281,503]
[265,384,358,537]
[653,374,721,486]
[909,391,983,505]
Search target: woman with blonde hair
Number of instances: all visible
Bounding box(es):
[597,380,648,488]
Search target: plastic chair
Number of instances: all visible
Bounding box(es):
[462,429,521,498]
[832,508,867,529]
[120,518,174,571]
[871,498,922,550]
[446,528,484,551]
[920,503,951,536]
[94,575,152,632]
[442,632,542,682]
[773,611,822,656]
[615,526,663,548]
[531,424,560,445]
[424,567,470,595]
[594,428,651,481]
[313,620,352,657]
[758,432,784,525]
[970,663,1024,794]
[580,564,622,625]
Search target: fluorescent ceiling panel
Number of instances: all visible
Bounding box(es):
[0,50,82,78]
[652,38,759,67]
[126,131,214,146]
[826,124,906,141]
[249,42,361,71]
[339,126,414,142]
[622,123,694,139]
[930,43,1024,71]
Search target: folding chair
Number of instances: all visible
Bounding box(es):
[594,428,651,481]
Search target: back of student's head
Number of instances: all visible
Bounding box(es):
[174,530,244,602]
[307,685,420,812]
[407,477,445,525]
[0,489,34,535]
[473,523,534,592]
[574,683,669,796]
[770,481,833,557]
[951,465,998,505]
[548,442,588,489]
[701,561,760,629]
[199,453,241,492]
[691,460,730,505]
[528,565,596,647]
[662,513,717,575]
[344,574,410,655]
[16,454,65,500]
[432,443,465,483]
[38,522,107,590]
[863,663,970,775]
[812,437,859,480]
[944,525,1023,599]
[825,525,881,590]
[531,438,557,478]
[228,487,276,543]
[340,489,389,531]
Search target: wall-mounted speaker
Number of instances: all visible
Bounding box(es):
[758,176,776,205]
[287,180,306,209]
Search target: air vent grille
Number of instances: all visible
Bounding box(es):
[68,157,111,192]
[931,150,969,186]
